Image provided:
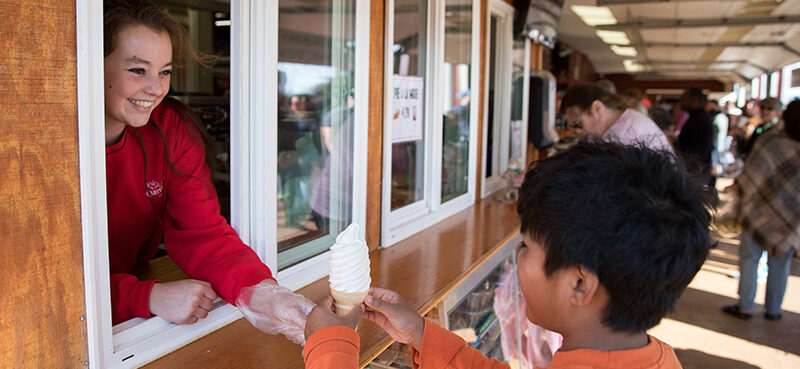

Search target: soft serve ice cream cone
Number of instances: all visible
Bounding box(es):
[329,223,371,316]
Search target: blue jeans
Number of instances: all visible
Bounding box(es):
[738,234,794,314]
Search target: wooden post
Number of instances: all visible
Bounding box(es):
[0,0,88,366]
[366,0,386,250]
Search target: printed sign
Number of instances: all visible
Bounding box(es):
[391,75,424,143]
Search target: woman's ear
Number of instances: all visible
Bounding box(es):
[568,265,600,306]
[590,100,605,119]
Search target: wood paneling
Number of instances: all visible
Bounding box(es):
[0,0,88,367]
[366,0,385,250]
[144,199,520,369]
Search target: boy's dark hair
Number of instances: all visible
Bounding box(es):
[517,142,715,333]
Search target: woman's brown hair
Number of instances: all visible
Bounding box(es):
[104,0,214,68]
[104,0,222,201]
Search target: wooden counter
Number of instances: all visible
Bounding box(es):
[143,199,520,369]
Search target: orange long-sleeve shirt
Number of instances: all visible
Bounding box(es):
[304,320,683,369]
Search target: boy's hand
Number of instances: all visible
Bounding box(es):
[363,287,424,350]
[304,296,363,340]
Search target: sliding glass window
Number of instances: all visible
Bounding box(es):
[390,0,428,211]
[277,0,356,269]
[441,0,473,203]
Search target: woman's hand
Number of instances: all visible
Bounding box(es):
[363,287,425,350]
[304,296,363,340]
[148,279,217,325]
[236,279,316,345]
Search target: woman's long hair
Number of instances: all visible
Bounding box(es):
[104,0,222,210]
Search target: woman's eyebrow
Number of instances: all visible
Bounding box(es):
[126,56,150,65]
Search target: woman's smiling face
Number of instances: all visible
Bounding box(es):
[104,25,172,132]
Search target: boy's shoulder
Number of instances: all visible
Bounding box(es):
[546,336,682,369]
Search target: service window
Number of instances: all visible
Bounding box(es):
[382,0,480,246]
[78,0,369,367]
[481,0,514,198]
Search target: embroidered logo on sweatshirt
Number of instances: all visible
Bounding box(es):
[146,180,164,198]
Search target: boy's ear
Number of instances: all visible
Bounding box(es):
[567,265,600,306]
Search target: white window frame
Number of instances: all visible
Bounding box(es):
[382,0,481,246]
[78,0,369,367]
[481,0,514,198]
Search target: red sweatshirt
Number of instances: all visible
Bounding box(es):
[106,102,273,324]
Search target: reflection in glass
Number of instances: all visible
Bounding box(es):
[277,0,356,269]
[391,0,427,210]
[485,16,497,179]
[508,39,526,170]
[131,1,232,282]
[441,0,472,202]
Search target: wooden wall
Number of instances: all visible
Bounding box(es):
[366,0,385,250]
[0,1,88,367]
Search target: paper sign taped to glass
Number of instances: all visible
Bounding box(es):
[392,75,424,143]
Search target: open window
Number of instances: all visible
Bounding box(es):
[78,0,369,367]
[481,0,514,198]
[382,0,480,246]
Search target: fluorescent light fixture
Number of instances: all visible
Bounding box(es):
[596,30,629,45]
[215,20,231,27]
[610,45,637,56]
[571,5,617,26]
[623,60,644,72]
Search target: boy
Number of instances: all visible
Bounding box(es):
[303,142,715,369]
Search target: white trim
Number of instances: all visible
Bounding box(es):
[352,0,370,241]
[277,250,331,291]
[230,0,249,246]
[481,1,514,198]
[381,0,397,249]
[77,0,113,367]
[248,0,278,270]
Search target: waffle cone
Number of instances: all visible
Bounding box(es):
[331,289,368,316]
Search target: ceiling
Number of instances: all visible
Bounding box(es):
[556,0,800,85]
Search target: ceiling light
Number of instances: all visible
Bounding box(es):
[571,5,617,26]
[610,45,637,56]
[596,30,630,45]
[623,60,644,72]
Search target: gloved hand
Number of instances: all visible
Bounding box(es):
[236,279,316,345]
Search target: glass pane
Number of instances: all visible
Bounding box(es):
[277,0,356,269]
[163,1,232,221]
[508,39,525,171]
[485,16,497,179]
[127,0,232,285]
[391,0,427,210]
[441,0,472,202]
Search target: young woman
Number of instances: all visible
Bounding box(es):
[103,0,312,344]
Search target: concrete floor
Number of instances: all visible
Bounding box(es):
[648,224,800,368]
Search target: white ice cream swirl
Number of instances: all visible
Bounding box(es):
[328,223,371,293]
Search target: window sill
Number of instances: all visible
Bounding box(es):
[142,198,520,369]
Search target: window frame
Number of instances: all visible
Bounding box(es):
[481,0,514,198]
[382,0,481,246]
[78,0,370,367]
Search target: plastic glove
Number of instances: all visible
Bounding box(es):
[236,279,316,345]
